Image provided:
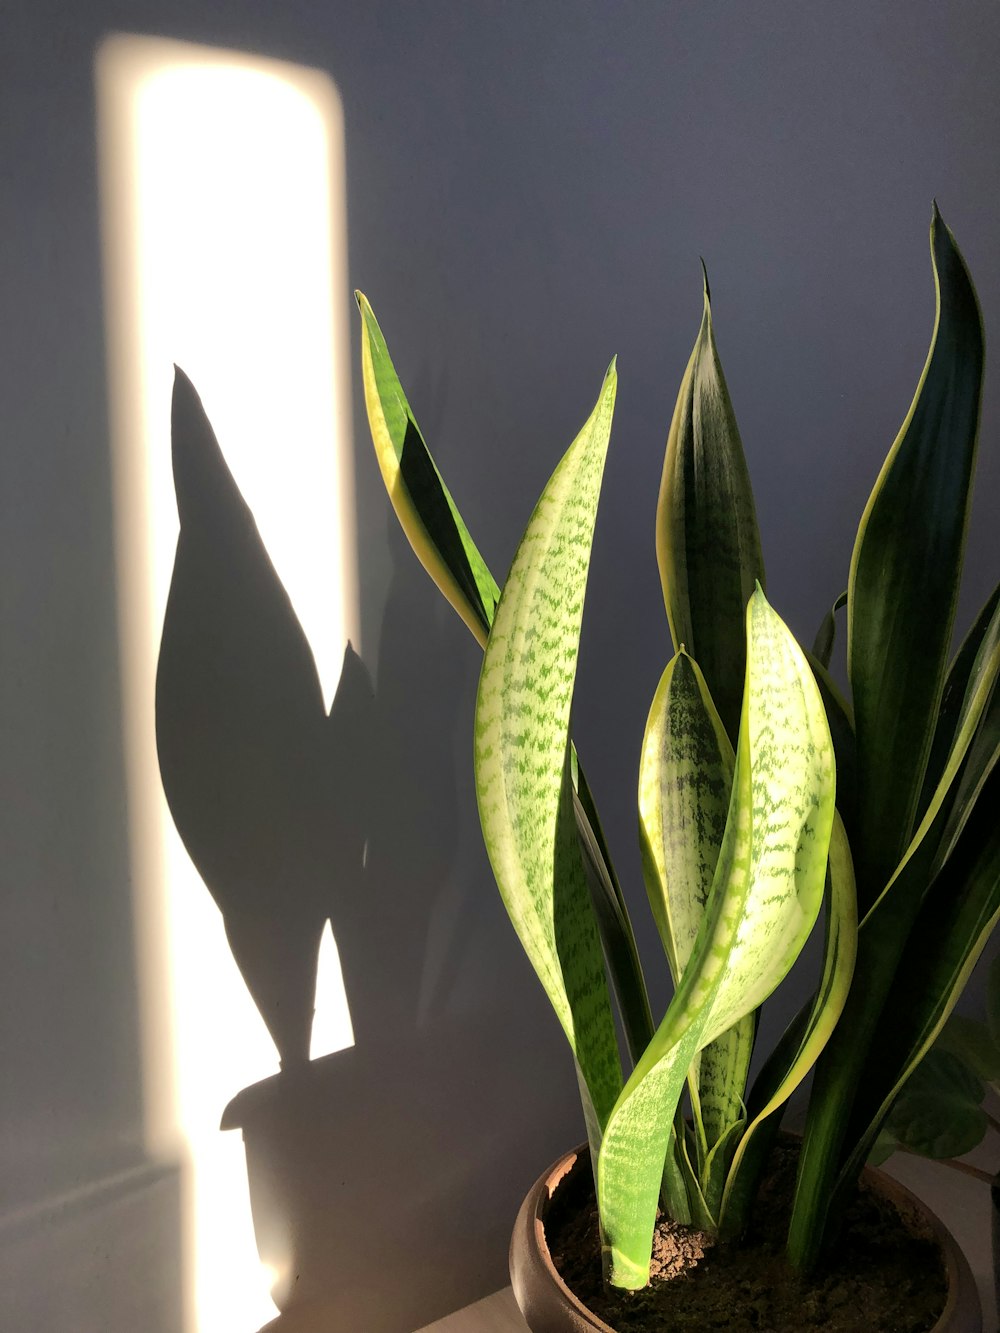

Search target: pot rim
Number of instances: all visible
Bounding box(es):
[510,1141,981,1333]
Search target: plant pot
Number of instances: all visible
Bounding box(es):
[510,1144,982,1333]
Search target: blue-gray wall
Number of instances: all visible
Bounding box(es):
[2,4,998,1330]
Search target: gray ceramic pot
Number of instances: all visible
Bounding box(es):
[510,1144,982,1333]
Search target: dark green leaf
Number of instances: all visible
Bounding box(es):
[847,207,984,910]
[918,579,1000,822]
[886,1050,987,1159]
[656,267,765,742]
[813,591,847,670]
[936,1013,1000,1082]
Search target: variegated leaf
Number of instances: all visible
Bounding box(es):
[637,650,753,1152]
[474,363,623,1144]
[598,589,835,1288]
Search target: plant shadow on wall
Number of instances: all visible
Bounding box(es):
[155,371,504,1333]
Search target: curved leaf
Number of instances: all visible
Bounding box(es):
[357,292,499,644]
[847,207,984,908]
[638,651,734,976]
[918,578,1000,821]
[812,591,847,670]
[637,650,753,1151]
[656,267,765,742]
[884,1048,986,1161]
[357,295,653,1060]
[721,810,857,1235]
[791,759,1000,1270]
[805,649,857,844]
[474,363,623,1147]
[598,589,835,1288]
[830,759,1000,1205]
[936,1013,1000,1082]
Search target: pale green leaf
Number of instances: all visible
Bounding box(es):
[358,295,654,1061]
[637,650,754,1154]
[721,810,857,1235]
[598,588,835,1288]
[638,651,734,978]
[474,363,623,1143]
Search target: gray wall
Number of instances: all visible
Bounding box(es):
[2,3,999,1330]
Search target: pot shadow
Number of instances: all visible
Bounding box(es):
[156,369,500,1331]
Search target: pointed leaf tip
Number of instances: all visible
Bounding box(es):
[700,258,711,304]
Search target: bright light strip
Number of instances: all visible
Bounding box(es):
[97,36,358,1333]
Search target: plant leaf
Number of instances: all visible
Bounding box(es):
[357,292,499,644]
[637,651,753,1150]
[884,1048,986,1159]
[792,761,1000,1269]
[918,578,1000,822]
[936,1012,1000,1082]
[721,810,857,1235]
[812,591,847,670]
[847,207,984,909]
[638,651,734,977]
[358,296,655,1062]
[931,606,1000,871]
[474,362,623,1146]
[597,588,835,1288]
[656,267,765,742]
[804,650,857,845]
[574,771,655,1063]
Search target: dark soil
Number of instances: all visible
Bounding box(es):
[545,1142,948,1331]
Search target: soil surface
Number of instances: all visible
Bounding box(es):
[546,1142,948,1331]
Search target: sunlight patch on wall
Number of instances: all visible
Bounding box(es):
[97,35,357,1333]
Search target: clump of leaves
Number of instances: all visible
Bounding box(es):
[357,204,998,1290]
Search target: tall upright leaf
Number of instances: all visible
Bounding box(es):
[848,207,984,907]
[358,295,653,1059]
[474,363,623,1150]
[599,590,835,1288]
[656,268,765,742]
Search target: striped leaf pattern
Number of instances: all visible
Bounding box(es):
[357,295,654,1060]
[474,364,623,1141]
[637,651,754,1155]
[599,589,835,1288]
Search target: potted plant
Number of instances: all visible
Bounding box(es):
[355,204,996,1331]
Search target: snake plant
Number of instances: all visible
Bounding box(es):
[357,203,998,1289]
